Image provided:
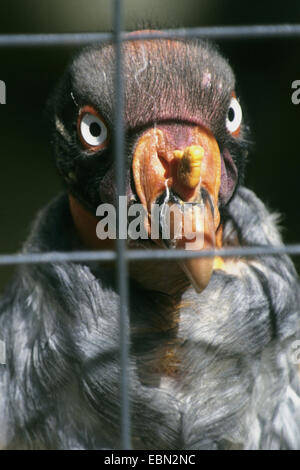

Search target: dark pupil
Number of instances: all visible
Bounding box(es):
[228,107,235,122]
[89,122,101,137]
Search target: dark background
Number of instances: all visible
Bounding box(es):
[0,0,300,291]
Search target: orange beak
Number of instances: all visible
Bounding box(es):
[132,125,222,292]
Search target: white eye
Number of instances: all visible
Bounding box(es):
[226,97,242,135]
[79,111,108,148]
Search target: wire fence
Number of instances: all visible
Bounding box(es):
[1,2,300,450]
[1,244,300,266]
[1,24,300,47]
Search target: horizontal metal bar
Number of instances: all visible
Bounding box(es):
[129,244,300,260]
[1,24,300,48]
[0,251,116,266]
[0,32,112,47]
[125,24,300,41]
[1,244,300,266]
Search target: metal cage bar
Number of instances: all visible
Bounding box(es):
[1,24,300,47]
[1,244,300,266]
[113,0,132,450]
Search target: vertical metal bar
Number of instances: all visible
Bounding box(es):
[113,0,132,450]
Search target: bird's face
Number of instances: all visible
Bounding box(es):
[50,36,248,291]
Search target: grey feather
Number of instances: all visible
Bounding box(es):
[0,187,299,449]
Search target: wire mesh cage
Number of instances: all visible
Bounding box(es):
[1,0,300,450]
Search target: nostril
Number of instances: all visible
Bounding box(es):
[158,153,171,179]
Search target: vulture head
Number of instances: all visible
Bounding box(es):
[49,35,248,293]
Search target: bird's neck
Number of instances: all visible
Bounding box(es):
[68,193,191,296]
[129,254,190,296]
[69,194,115,251]
[69,193,193,379]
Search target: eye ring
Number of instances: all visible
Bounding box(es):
[226,97,242,136]
[77,106,108,151]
